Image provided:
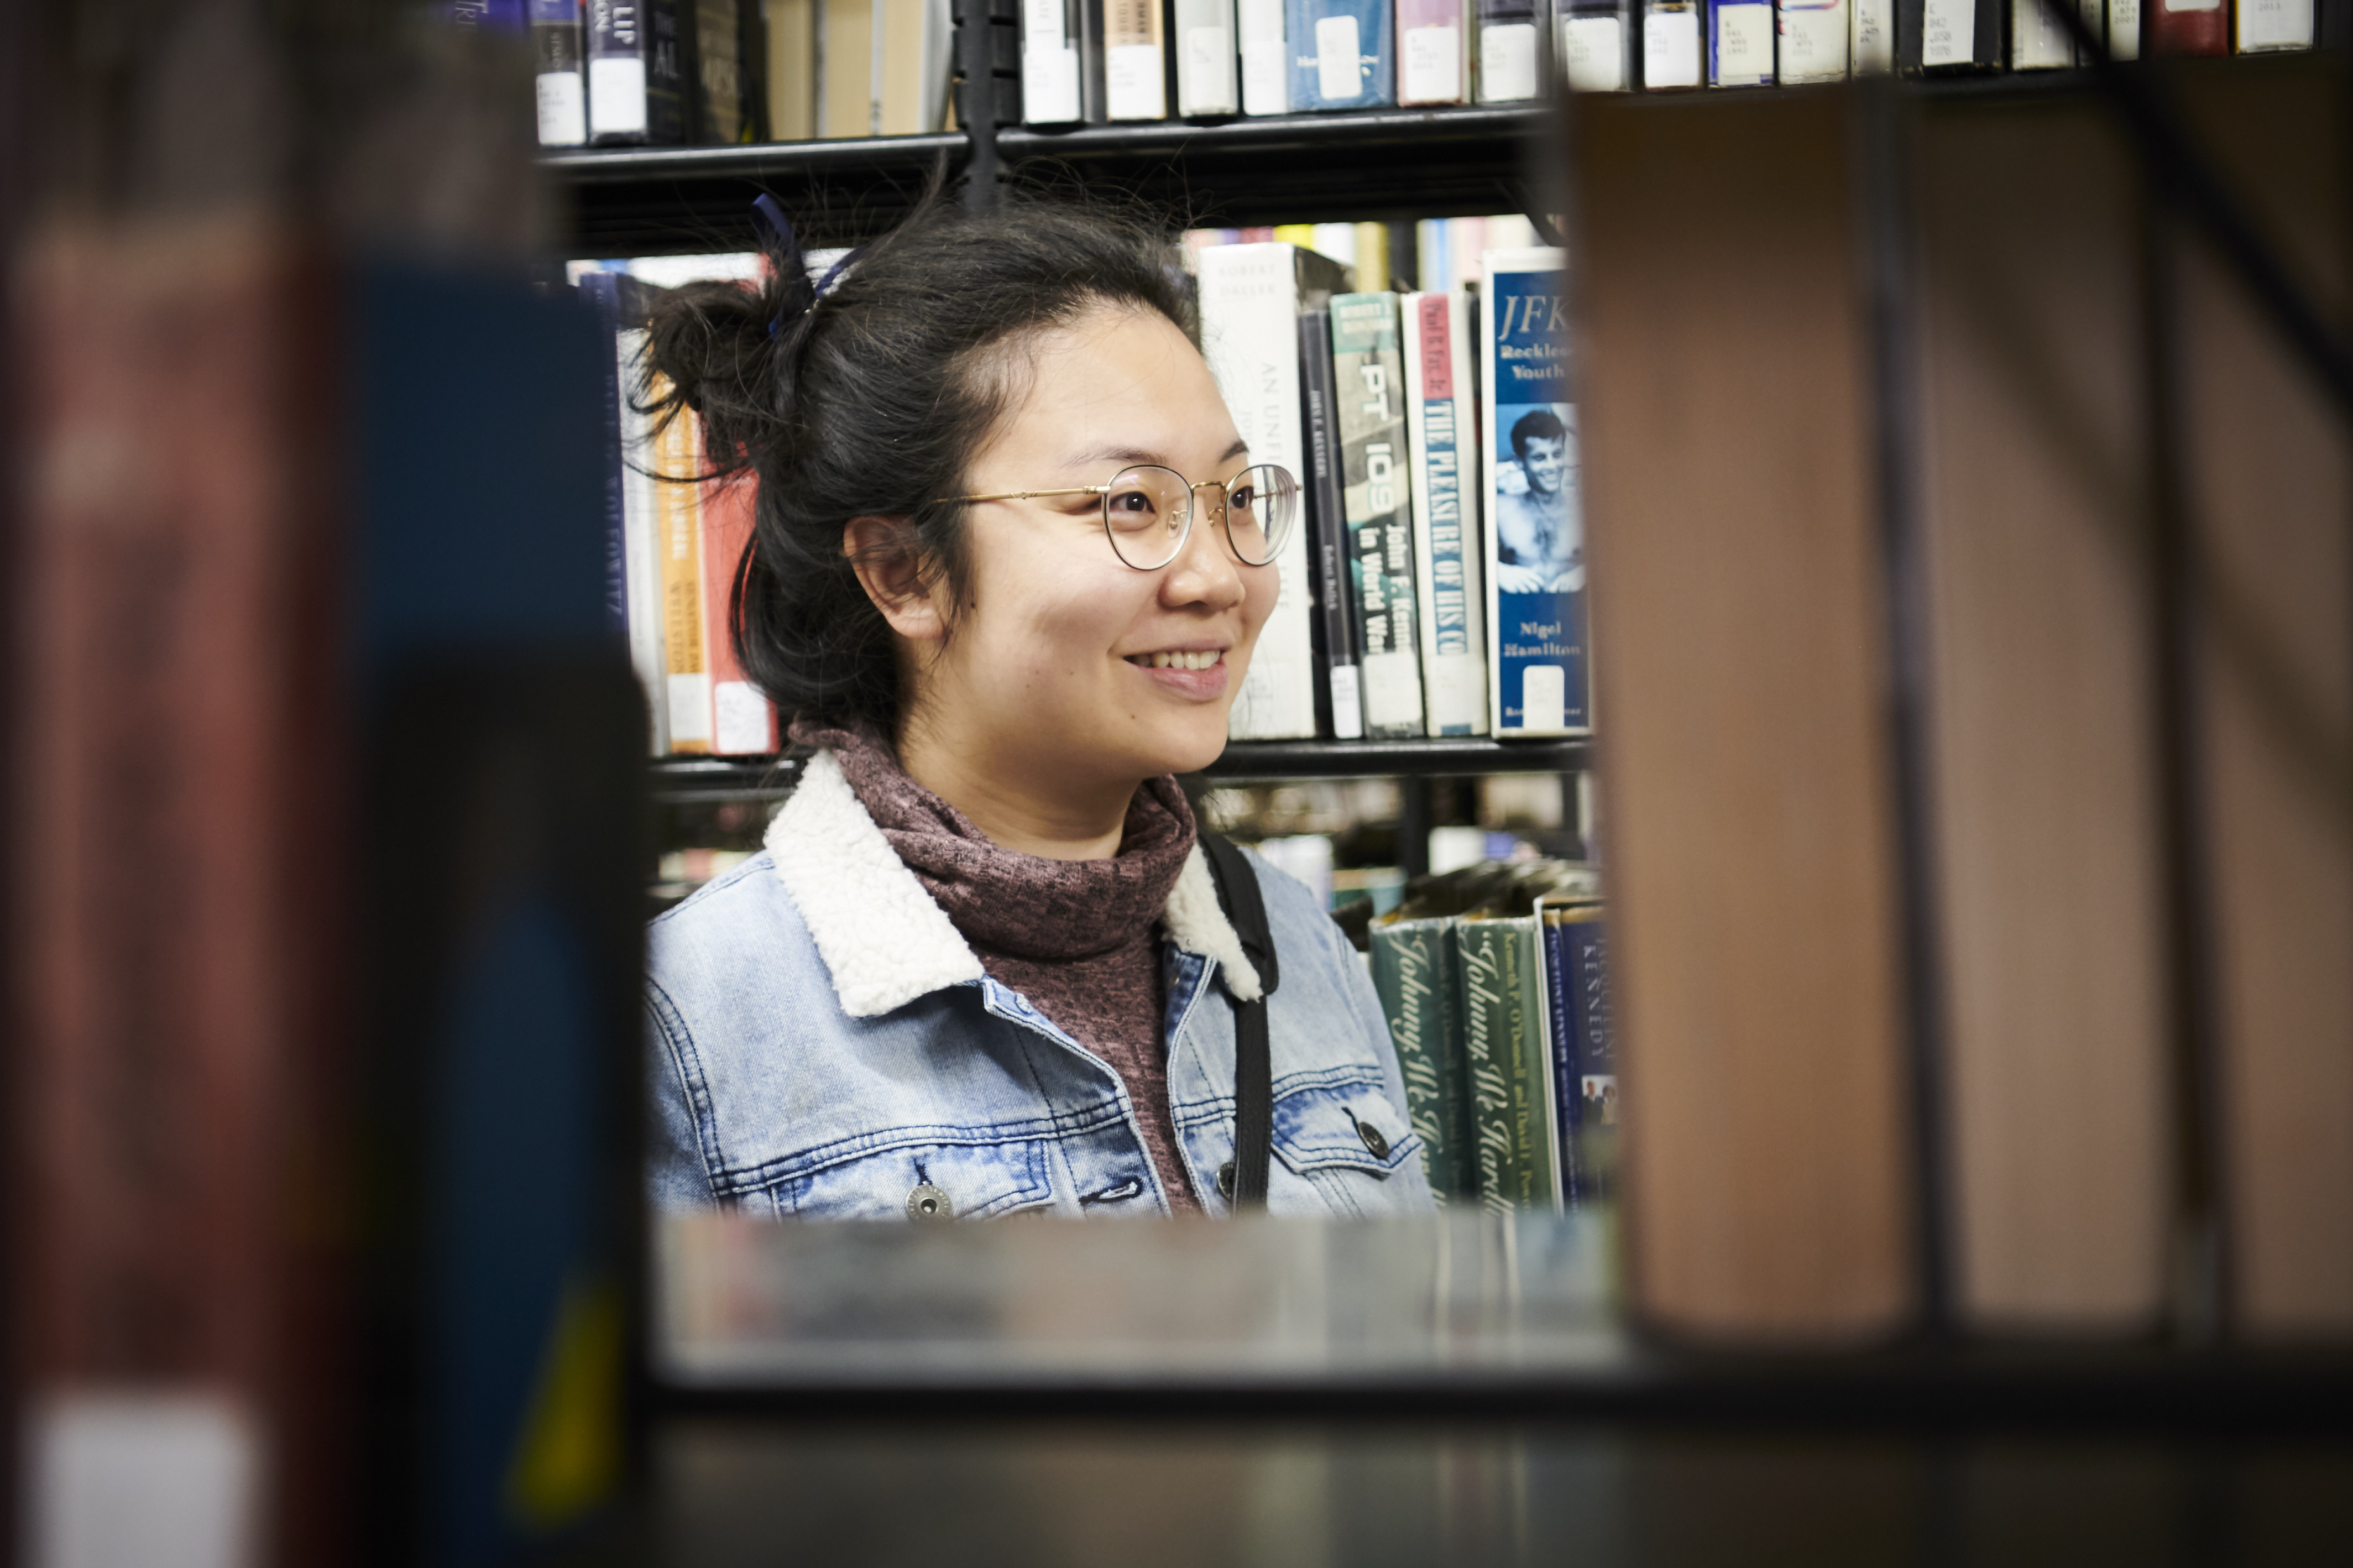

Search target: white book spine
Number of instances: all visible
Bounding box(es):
[2109,0,2140,57]
[1239,0,1290,112]
[2236,0,2313,48]
[1176,0,1242,113]
[2010,0,2074,65]
[1777,0,1850,80]
[1404,291,1491,736]
[1198,245,1320,741]
[616,327,671,756]
[1850,0,1895,71]
[1022,0,1086,121]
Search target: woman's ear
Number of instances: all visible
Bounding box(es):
[843,515,946,644]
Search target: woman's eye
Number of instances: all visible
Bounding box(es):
[1110,491,1155,515]
[1229,487,1255,512]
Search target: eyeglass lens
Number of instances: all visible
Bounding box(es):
[1101,464,1297,571]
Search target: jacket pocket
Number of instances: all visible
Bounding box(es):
[768,1133,1054,1221]
[1269,1074,1419,1181]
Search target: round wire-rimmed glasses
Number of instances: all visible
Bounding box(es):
[938,463,1300,571]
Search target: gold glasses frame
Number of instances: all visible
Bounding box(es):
[936,462,1299,572]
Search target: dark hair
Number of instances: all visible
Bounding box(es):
[640,193,1195,735]
[1510,408,1566,461]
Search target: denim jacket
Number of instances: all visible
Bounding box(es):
[645,749,1434,1220]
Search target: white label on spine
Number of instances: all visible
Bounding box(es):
[1024,45,1083,121]
[1429,654,1487,734]
[1402,25,1463,102]
[1479,22,1538,101]
[1185,27,1237,111]
[1713,1,1774,82]
[1852,0,1894,69]
[587,56,648,135]
[2012,0,2072,65]
[1315,15,1363,100]
[536,72,587,145]
[33,1393,258,1568]
[1242,38,1290,109]
[669,673,714,746]
[713,682,773,755]
[1778,1,1849,80]
[1564,17,1627,90]
[1519,665,1568,733]
[1363,651,1425,732]
[1329,664,1365,739]
[2164,0,2219,11]
[1023,0,1068,46]
[2239,0,2312,43]
[1107,42,1168,118]
[2109,0,2141,55]
[1921,0,1976,62]
[1643,9,1702,85]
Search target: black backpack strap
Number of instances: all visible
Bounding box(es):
[1199,832,1279,1210]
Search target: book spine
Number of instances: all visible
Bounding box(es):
[1901,0,2007,67]
[2236,0,2313,45]
[693,0,746,142]
[1104,0,1168,117]
[1777,0,1851,78]
[1299,309,1367,739]
[1080,0,1112,119]
[1475,0,1542,100]
[1853,0,1896,65]
[1398,0,1471,104]
[616,325,673,754]
[1708,0,1776,82]
[700,468,781,754]
[2010,0,2076,62]
[1198,245,1339,740]
[1639,0,1706,84]
[1558,0,1634,90]
[2147,0,2228,49]
[1405,291,1489,735]
[533,0,590,145]
[1456,919,1557,1211]
[1239,0,1291,109]
[1175,0,1242,112]
[1542,913,1580,1208]
[1369,920,1471,1203]
[577,273,631,637]
[1289,0,1397,108]
[588,0,689,141]
[1331,292,1428,740]
[655,403,713,752]
[1022,0,1086,122]
[1481,249,1589,737]
[1568,915,1617,1203]
[2109,0,2142,50]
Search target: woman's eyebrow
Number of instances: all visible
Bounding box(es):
[1063,438,1253,469]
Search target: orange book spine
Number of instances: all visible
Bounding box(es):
[653,400,710,754]
[698,465,780,755]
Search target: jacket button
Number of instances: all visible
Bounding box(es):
[1357,1119,1389,1159]
[1216,1162,1235,1201]
[906,1183,953,1222]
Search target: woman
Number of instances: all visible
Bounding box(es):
[642,196,1432,1220]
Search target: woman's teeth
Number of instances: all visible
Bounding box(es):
[1141,650,1222,671]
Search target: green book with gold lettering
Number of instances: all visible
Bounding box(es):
[1452,914,1559,1212]
[1368,916,1472,1203]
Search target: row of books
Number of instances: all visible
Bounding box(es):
[577,266,785,755]
[1366,863,1615,1211]
[1195,239,1591,740]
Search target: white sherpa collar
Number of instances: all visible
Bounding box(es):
[766,749,1262,1019]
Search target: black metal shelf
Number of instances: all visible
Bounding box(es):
[649,754,803,803]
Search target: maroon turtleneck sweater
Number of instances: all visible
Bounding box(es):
[793,718,1204,1212]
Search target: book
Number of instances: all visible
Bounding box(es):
[1240,0,1292,109]
[1176,0,1243,113]
[1455,917,1559,1212]
[578,269,673,752]
[1105,0,1168,118]
[2237,0,2315,46]
[589,0,690,143]
[765,0,817,138]
[1022,0,1089,121]
[700,469,781,754]
[1289,0,1396,108]
[1640,0,1706,85]
[1480,247,1589,737]
[1542,903,1613,1208]
[1369,919,1476,1202]
[1853,0,1896,67]
[1195,243,1351,741]
[818,0,876,135]
[1399,0,1472,103]
[1476,0,1543,101]
[1708,0,1776,83]
[2147,0,2228,50]
[1779,0,1851,80]
[879,0,954,132]
[1900,0,2006,69]
[532,0,589,145]
[1298,309,1367,739]
[655,399,713,753]
[1557,0,1634,90]
[693,0,750,142]
[2011,0,2080,64]
[1403,289,1490,735]
[1330,291,1428,739]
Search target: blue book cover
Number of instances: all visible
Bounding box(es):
[573,271,633,636]
[1541,913,1580,1208]
[1707,0,1776,84]
[1479,249,1589,735]
[1565,914,1614,1201]
[1287,0,1396,108]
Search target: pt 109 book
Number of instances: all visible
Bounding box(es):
[1197,243,1351,740]
[1289,0,1396,107]
[1404,289,1489,734]
[1481,247,1589,736]
[1330,291,1428,739]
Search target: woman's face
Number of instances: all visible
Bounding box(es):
[910,304,1277,791]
